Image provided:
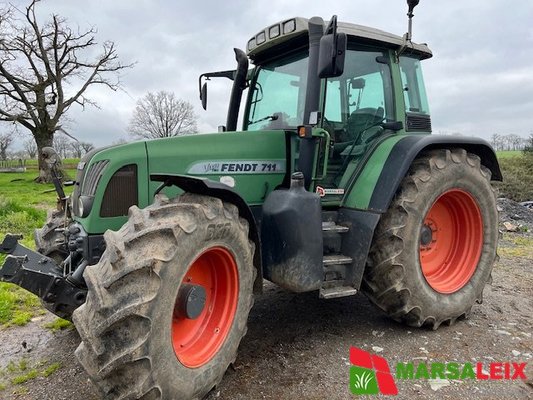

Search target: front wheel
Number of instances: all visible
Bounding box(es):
[34,208,68,264]
[73,193,255,399]
[362,148,498,329]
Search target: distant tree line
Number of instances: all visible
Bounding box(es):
[490,133,531,151]
[0,132,94,160]
[523,134,533,155]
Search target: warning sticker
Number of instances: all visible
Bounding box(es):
[188,160,286,175]
[316,186,345,197]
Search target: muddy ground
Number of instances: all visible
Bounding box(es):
[0,233,532,400]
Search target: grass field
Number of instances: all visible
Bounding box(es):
[495,151,533,202]
[495,150,522,159]
[0,171,75,327]
[24,158,80,169]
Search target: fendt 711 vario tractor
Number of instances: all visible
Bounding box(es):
[1,3,501,399]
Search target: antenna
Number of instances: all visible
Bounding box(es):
[406,0,420,41]
[398,0,420,58]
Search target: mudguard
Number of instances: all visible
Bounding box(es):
[150,174,263,292]
[344,134,502,213]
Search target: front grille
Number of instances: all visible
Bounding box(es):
[100,164,138,217]
[406,113,432,132]
[81,160,109,196]
[72,151,106,217]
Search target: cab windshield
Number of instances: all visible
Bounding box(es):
[245,52,308,131]
[245,48,394,134]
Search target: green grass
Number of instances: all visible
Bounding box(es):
[496,150,521,159]
[11,369,38,385]
[0,170,75,210]
[24,158,79,169]
[498,234,533,258]
[0,282,41,327]
[496,153,533,202]
[44,317,73,332]
[42,362,61,377]
[0,171,74,327]
[0,359,62,391]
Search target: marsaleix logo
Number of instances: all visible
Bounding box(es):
[349,347,398,395]
[349,346,528,396]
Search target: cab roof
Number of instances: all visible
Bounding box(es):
[247,17,432,61]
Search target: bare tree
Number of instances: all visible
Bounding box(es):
[524,134,533,155]
[0,133,13,159]
[53,134,72,158]
[81,142,95,154]
[128,91,198,139]
[23,137,37,158]
[502,134,513,151]
[0,1,132,182]
[490,133,504,151]
[70,140,94,158]
[507,134,523,151]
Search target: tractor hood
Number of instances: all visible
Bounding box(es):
[72,130,289,234]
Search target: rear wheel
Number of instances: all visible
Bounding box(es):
[362,148,498,329]
[73,193,255,399]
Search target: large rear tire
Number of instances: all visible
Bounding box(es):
[73,193,255,399]
[362,148,498,329]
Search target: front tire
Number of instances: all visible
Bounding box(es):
[35,208,68,264]
[73,193,255,399]
[362,148,498,329]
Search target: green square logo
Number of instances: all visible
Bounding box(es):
[350,366,379,395]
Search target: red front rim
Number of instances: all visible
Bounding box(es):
[419,189,484,294]
[172,247,239,368]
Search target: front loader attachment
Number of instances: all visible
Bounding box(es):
[0,234,87,319]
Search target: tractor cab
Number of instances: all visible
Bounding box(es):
[240,17,432,198]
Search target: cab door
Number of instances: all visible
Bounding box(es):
[319,47,395,196]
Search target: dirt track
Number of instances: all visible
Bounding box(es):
[0,233,532,400]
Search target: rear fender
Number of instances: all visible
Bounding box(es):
[344,135,502,213]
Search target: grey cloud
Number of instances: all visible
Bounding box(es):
[9,0,533,151]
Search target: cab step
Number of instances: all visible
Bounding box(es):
[319,286,358,299]
[322,221,349,233]
[323,254,352,266]
[320,211,358,299]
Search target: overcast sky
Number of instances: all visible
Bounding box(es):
[6,0,533,149]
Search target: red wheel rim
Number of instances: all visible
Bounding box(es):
[172,247,239,368]
[419,189,483,294]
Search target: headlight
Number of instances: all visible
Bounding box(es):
[77,196,94,218]
[77,199,84,217]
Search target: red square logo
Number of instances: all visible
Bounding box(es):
[350,346,373,369]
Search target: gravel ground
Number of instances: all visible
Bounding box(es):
[498,198,533,231]
[0,235,531,399]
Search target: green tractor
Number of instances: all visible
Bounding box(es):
[1,3,500,399]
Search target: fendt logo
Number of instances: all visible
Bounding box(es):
[349,347,398,396]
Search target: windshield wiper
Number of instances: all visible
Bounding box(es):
[248,114,279,126]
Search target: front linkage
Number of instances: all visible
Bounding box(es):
[0,234,87,318]
[0,147,87,319]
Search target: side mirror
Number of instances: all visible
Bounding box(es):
[318,32,347,78]
[200,82,208,110]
